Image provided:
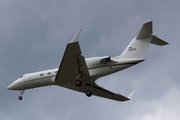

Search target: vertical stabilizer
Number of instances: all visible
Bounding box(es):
[121,21,152,58]
[120,21,168,59]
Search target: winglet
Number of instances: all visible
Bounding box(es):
[71,29,82,43]
[128,90,135,100]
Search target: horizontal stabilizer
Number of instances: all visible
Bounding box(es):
[151,35,169,46]
[137,21,152,39]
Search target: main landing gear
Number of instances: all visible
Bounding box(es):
[85,90,92,97]
[75,75,92,97]
[75,74,82,87]
[18,90,24,100]
[75,73,92,97]
[75,80,82,87]
[85,84,92,97]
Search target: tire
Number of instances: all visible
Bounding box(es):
[75,80,82,87]
[18,96,23,100]
[86,90,92,97]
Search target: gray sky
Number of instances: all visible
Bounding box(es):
[1,0,180,120]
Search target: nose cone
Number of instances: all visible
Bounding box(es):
[7,82,17,90]
[7,78,24,90]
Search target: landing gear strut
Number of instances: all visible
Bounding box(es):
[75,74,82,87]
[18,90,24,100]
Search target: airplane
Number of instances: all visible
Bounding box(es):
[7,21,168,102]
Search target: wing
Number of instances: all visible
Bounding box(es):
[61,81,134,102]
[55,30,90,85]
[55,29,134,102]
[91,83,134,101]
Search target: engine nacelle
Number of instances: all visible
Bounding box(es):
[100,56,111,64]
[85,56,112,68]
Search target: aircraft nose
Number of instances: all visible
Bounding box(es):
[7,78,23,90]
[7,78,24,90]
[7,82,16,90]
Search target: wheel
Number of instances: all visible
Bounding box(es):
[85,90,92,97]
[18,96,23,100]
[75,80,82,87]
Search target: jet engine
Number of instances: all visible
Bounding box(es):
[100,56,111,64]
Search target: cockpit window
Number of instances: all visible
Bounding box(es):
[40,73,44,76]
[55,71,58,74]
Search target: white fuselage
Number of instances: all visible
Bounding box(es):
[7,57,143,91]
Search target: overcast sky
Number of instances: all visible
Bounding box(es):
[1,0,180,120]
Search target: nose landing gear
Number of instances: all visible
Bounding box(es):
[18,90,25,100]
[18,96,23,100]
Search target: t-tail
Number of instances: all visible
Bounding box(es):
[120,21,168,59]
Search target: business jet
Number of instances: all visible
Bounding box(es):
[7,21,168,102]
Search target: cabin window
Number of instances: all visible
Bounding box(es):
[40,73,44,76]
[55,71,58,74]
[47,72,51,75]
